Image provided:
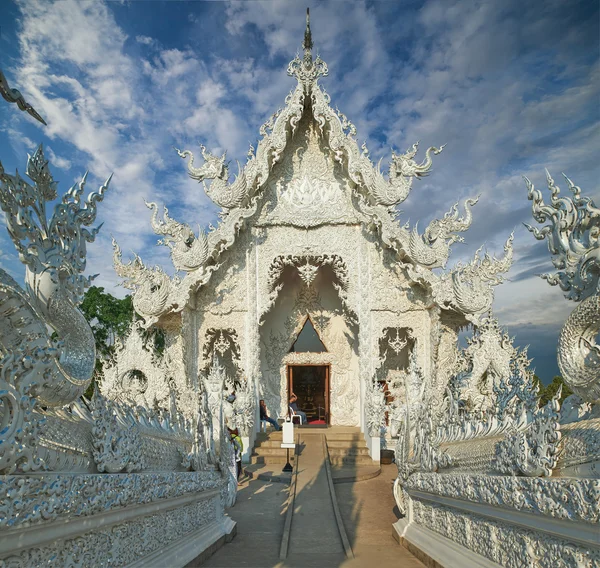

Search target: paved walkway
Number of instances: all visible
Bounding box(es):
[287,431,347,566]
[194,432,423,568]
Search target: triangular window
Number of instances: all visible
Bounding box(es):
[290,316,327,352]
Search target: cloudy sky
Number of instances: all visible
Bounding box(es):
[0,0,598,383]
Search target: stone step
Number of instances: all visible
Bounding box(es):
[253,446,294,456]
[325,433,364,442]
[328,455,375,466]
[331,464,382,484]
[327,447,370,457]
[249,455,295,465]
[254,439,287,449]
[255,432,283,441]
[326,440,368,450]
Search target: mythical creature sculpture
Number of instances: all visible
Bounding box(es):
[0,69,46,125]
[112,238,172,327]
[407,233,514,322]
[450,234,514,317]
[232,378,255,436]
[525,172,599,402]
[494,388,563,477]
[147,201,209,272]
[176,145,249,210]
[358,142,446,208]
[409,196,479,268]
[365,380,388,437]
[452,316,515,413]
[0,145,110,407]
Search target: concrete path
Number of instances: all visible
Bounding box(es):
[192,475,289,568]
[286,431,347,567]
[192,431,424,568]
[336,464,424,567]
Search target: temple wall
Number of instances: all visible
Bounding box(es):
[191,222,434,432]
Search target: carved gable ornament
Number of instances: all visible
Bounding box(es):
[111,5,512,328]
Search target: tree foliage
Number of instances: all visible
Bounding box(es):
[80,286,134,361]
[532,374,573,407]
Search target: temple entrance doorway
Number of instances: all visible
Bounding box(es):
[287,365,330,424]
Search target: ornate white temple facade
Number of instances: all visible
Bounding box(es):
[0,11,598,568]
[110,14,514,460]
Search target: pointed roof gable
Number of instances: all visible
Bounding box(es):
[113,11,513,328]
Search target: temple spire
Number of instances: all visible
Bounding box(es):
[287,8,328,86]
[303,8,313,65]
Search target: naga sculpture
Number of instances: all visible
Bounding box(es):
[407,232,514,322]
[356,142,446,208]
[409,196,479,268]
[525,172,600,402]
[176,145,249,210]
[112,238,172,326]
[0,145,111,407]
[146,201,209,272]
[451,233,514,314]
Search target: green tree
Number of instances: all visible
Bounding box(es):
[80,286,134,358]
[538,375,573,407]
[79,286,134,397]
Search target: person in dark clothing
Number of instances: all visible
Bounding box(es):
[259,399,281,431]
[228,427,243,482]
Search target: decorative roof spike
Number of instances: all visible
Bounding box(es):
[287,8,328,88]
[303,8,314,64]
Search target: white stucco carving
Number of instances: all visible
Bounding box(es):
[525,172,599,402]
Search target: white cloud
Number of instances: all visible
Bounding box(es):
[45,146,72,171]
[136,35,155,46]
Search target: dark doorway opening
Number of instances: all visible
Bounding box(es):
[287,365,330,425]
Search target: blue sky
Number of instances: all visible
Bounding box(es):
[0,0,598,383]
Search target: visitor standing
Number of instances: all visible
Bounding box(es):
[228,427,244,482]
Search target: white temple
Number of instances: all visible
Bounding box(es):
[0,10,598,568]
[110,11,514,459]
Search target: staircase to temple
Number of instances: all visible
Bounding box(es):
[250,430,294,465]
[325,428,374,467]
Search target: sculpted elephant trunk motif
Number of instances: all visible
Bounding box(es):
[0,145,111,407]
[525,172,600,402]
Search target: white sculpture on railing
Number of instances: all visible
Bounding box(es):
[0,146,234,566]
[524,171,599,402]
[390,167,599,566]
[0,145,109,472]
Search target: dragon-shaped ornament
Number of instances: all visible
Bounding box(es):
[408,196,479,268]
[525,172,599,402]
[112,238,173,327]
[361,142,446,208]
[175,145,249,210]
[0,145,111,406]
[407,232,514,323]
[146,201,209,272]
